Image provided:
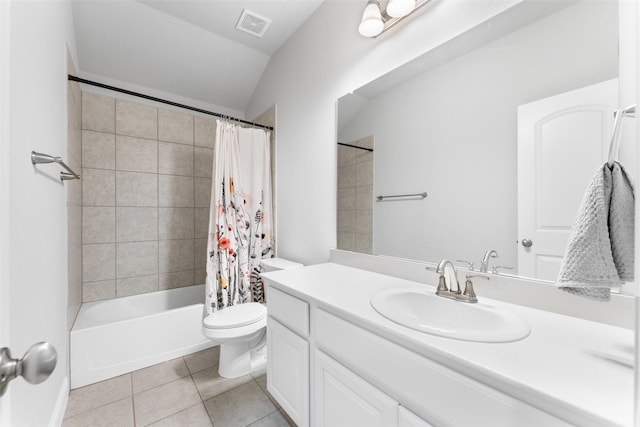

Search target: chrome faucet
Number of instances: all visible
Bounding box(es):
[428,259,491,303]
[435,259,461,296]
[480,249,499,273]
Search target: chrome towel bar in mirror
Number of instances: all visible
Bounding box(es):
[31,151,80,181]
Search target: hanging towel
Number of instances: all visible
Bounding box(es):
[557,161,635,301]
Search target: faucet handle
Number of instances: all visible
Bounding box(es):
[491,266,514,274]
[456,260,474,271]
[462,275,489,303]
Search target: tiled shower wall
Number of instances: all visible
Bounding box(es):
[81,92,215,302]
[337,136,373,254]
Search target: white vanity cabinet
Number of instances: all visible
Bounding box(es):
[314,349,399,427]
[266,287,310,427]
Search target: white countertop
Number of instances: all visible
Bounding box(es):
[262,263,635,427]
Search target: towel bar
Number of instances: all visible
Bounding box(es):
[377,192,427,201]
[31,151,80,181]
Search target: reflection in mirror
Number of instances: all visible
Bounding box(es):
[337,0,628,282]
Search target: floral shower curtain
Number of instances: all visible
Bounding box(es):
[205,120,274,315]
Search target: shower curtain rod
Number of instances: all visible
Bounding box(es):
[67,75,273,131]
[337,142,374,152]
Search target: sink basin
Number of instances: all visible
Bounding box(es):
[370,288,530,342]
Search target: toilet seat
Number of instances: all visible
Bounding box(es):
[203,303,266,330]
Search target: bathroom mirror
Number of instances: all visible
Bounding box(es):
[337,0,626,283]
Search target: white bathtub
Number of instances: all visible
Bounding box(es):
[70,284,214,389]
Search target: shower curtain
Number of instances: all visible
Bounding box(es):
[205,120,274,315]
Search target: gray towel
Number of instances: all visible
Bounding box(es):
[557,161,635,301]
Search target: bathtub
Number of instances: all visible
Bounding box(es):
[70,284,215,389]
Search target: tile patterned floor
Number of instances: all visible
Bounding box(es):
[62,346,296,427]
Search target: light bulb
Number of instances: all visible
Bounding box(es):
[359,0,384,37]
[387,0,416,18]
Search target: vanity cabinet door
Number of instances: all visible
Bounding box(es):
[314,349,398,427]
[398,407,435,427]
[267,317,309,427]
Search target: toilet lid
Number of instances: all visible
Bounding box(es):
[203,303,267,329]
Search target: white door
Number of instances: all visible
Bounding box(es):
[517,79,618,281]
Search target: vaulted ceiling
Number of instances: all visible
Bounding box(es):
[71,0,324,112]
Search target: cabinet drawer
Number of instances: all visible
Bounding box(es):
[315,308,571,427]
[267,286,309,338]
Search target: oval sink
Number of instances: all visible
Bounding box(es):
[370,288,530,342]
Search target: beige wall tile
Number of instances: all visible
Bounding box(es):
[195,178,212,208]
[159,239,194,273]
[66,153,83,205]
[194,269,206,285]
[337,146,356,167]
[355,159,373,186]
[159,208,194,240]
[195,116,216,148]
[355,233,373,254]
[337,209,355,233]
[337,232,355,252]
[116,171,158,207]
[194,147,213,178]
[116,207,158,242]
[355,185,373,210]
[338,164,356,189]
[83,168,115,206]
[116,241,158,278]
[159,270,195,290]
[82,280,116,303]
[117,275,158,297]
[355,209,373,234]
[194,238,207,269]
[116,135,157,173]
[116,99,157,139]
[159,175,194,207]
[82,92,115,133]
[159,142,194,176]
[83,207,115,244]
[194,208,210,238]
[337,187,355,210]
[159,109,194,145]
[83,243,116,282]
[82,131,115,170]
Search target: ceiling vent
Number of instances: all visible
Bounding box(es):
[235,9,272,38]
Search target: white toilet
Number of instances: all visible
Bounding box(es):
[201,257,303,378]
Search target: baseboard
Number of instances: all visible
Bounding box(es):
[48,376,69,427]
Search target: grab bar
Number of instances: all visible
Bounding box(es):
[377,192,427,201]
[607,104,636,167]
[31,151,80,181]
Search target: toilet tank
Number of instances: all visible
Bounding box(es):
[260,257,303,272]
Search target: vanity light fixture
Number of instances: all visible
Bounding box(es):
[358,0,432,38]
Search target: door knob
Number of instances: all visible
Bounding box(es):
[521,239,533,248]
[0,342,57,397]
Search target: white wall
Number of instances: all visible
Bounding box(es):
[247,0,529,265]
[4,1,78,425]
[337,1,617,271]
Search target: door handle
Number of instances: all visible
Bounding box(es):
[0,342,57,397]
[521,239,533,248]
